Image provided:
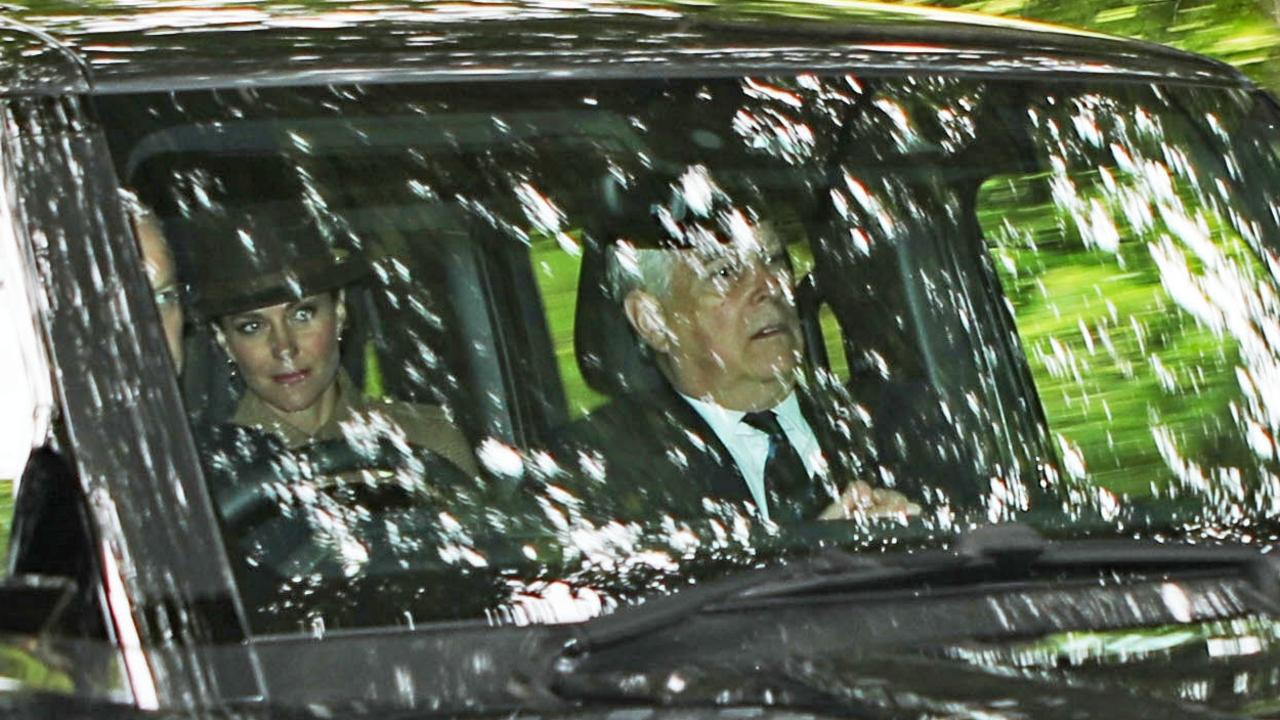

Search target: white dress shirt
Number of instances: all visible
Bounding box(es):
[680,391,827,522]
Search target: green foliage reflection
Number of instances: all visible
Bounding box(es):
[529,231,608,419]
[979,165,1271,503]
[919,0,1280,89]
[0,478,9,567]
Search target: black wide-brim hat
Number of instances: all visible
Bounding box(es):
[176,203,369,318]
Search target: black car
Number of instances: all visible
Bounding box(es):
[4,1,1280,718]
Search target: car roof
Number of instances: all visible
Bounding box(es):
[0,0,1253,96]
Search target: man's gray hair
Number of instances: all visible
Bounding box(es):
[606,240,676,302]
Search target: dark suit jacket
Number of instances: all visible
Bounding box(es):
[554,379,879,524]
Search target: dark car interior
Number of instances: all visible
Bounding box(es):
[104,85,1039,465]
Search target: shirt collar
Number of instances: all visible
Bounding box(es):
[680,389,802,437]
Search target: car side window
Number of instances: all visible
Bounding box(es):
[976,87,1280,520]
[528,229,609,420]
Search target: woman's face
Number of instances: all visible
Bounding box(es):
[218,292,346,416]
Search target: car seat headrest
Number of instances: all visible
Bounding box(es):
[573,232,668,398]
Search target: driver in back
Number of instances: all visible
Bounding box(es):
[187,205,479,476]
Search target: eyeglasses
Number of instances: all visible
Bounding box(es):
[152,283,188,309]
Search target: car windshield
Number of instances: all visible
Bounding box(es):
[98,72,1280,634]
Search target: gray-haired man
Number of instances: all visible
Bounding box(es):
[559,167,916,525]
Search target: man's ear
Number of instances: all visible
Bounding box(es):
[623,289,672,354]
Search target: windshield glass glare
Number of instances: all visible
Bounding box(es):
[96,74,1280,634]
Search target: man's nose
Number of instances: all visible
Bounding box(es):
[748,259,791,303]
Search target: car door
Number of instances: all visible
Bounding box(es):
[0,25,261,709]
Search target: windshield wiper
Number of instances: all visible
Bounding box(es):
[736,524,1280,604]
[557,524,1021,659]
[558,524,1280,660]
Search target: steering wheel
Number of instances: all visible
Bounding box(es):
[208,433,476,575]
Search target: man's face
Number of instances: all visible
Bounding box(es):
[137,216,185,372]
[629,227,803,411]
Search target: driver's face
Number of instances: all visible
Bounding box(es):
[219,293,345,421]
[650,229,802,411]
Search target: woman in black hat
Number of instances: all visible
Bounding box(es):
[190,206,478,476]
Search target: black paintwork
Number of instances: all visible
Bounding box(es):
[0,0,1253,95]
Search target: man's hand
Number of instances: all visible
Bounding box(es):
[818,480,921,521]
